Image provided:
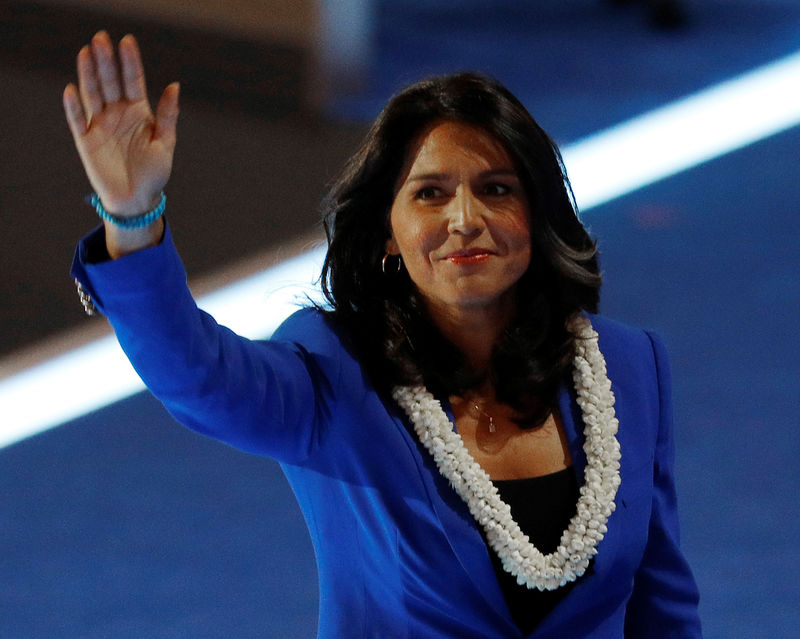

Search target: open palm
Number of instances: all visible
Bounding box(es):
[63,31,179,216]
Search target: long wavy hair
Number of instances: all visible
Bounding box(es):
[320,72,601,427]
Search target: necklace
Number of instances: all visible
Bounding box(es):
[392,314,621,591]
[466,396,496,433]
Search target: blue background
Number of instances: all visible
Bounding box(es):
[2,1,799,637]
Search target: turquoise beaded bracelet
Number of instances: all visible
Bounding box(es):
[88,192,166,229]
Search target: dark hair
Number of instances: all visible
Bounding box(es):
[320,72,601,427]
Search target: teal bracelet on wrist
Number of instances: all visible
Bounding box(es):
[88,192,166,229]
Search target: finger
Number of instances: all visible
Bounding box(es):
[154,82,180,149]
[77,44,103,119]
[63,83,88,139]
[91,31,122,103]
[119,34,148,102]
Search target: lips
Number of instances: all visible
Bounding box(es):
[444,247,494,264]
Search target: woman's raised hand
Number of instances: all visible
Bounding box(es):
[63,31,179,217]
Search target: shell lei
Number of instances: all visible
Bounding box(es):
[392,314,621,591]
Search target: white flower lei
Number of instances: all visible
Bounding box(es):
[392,314,621,591]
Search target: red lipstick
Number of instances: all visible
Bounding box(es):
[445,248,492,265]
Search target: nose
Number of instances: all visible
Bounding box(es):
[446,187,484,236]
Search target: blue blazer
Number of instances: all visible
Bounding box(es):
[72,226,701,638]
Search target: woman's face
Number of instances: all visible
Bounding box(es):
[386,119,531,317]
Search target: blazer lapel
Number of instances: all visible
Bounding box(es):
[402,398,519,633]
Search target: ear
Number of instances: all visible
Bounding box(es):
[385,236,399,255]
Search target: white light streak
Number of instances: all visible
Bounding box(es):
[564,49,800,210]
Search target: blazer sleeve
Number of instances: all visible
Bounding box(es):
[70,224,324,464]
[624,331,702,638]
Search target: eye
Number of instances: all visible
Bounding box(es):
[482,182,512,196]
[414,186,444,200]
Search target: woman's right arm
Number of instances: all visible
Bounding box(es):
[65,33,322,463]
[63,31,177,258]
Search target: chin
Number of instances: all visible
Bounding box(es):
[444,287,517,312]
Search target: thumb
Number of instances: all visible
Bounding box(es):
[154,82,180,149]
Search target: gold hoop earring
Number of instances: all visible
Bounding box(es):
[381,253,402,274]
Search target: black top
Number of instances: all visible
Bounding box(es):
[482,467,585,634]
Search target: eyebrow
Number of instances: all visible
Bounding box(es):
[406,169,519,183]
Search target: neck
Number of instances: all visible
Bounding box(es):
[425,296,515,373]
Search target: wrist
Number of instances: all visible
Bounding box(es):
[88,192,166,229]
[104,216,166,260]
[84,192,168,259]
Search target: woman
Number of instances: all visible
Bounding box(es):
[65,32,701,638]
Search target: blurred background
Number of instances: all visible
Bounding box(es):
[2,0,799,637]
